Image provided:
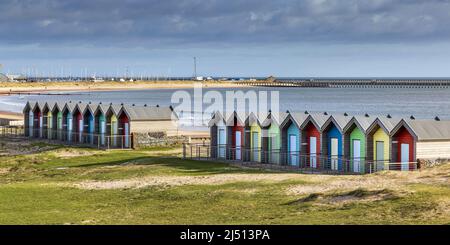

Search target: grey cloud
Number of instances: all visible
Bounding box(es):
[1,0,450,47]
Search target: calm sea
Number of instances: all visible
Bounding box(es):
[2,87,450,128]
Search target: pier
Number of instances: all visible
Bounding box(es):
[237,78,450,88]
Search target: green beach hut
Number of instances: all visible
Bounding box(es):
[343,115,376,173]
[261,112,288,164]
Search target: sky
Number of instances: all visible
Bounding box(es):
[1,0,450,77]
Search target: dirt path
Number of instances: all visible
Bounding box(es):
[64,173,301,190]
[62,164,450,194]
[287,167,450,195]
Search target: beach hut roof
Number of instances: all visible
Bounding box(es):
[110,104,122,116]
[280,112,308,129]
[208,111,226,127]
[261,112,288,128]
[396,119,450,141]
[225,111,245,126]
[36,101,46,111]
[378,116,402,133]
[322,114,352,132]
[121,105,176,121]
[299,112,329,130]
[83,103,98,115]
[63,102,76,113]
[95,104,110,115]
[245,112,261,127]
[343,115,375,134]
[75,103,88,114]
[43,101,57,112]
[51,101,65,112]
[368,115,403,134]
[355,115,376,132]
[23,101,36,113]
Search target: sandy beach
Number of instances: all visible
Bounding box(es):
[0,80,251,94]
[0,111,22,120]
[0,80,252,121]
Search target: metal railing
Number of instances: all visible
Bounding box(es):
[1,127,132,149]
[183,144,418,174]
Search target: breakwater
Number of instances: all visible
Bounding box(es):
[238,78,450,88]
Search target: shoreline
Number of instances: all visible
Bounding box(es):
[0,80,252,94]
[0,111,23,120]
[0,80,254,118]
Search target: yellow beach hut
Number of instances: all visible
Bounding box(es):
[246,112,262,162]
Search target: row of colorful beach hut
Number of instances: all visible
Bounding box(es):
[23,101,177,148]
[209,111,450,173]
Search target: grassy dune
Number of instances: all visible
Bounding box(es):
[0,140,449,224]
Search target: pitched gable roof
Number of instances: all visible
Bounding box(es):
[309,113,330,129]
[225,111,245,126]
[403,119,450,141]
[23,101,36,113]
[208,111,226,127]
[63,102,76,113]
[323,114,352,132]
[121,105,175,121]
[261,112,288,128]
[245,112,261,127]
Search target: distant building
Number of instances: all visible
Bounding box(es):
[89,76,105,82]
[0,73,9,82]
[6,74,27,82]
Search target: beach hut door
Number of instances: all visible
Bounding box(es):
[401,144,410,171]
[376,141,385,171]
[331,138,338,170]
[68,116,73,142]
[271,134,278,164]
[235,131,241,160]
[124,123,129,148]
[252,132,259,161]
[289,135,297,166]
[218,129,226,158]
[310,137,317,168]
[29,111,34,137]
[100,120,106,145]
[353,140,361,173]
[79,119,83,143]
[39,114,43,137]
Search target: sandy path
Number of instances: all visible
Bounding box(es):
[65,173,300,190]
[287,168,450,195]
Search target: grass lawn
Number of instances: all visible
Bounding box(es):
[0,140,449,224]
